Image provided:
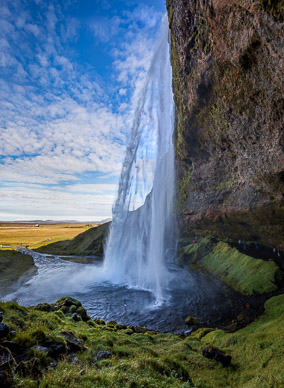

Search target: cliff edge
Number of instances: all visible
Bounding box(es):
[167,0,284,248]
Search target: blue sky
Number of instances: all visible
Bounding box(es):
[0,0,166,221]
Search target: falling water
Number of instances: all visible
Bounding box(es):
[103,18,175,303]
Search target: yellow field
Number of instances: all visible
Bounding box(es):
[0,223,94,249]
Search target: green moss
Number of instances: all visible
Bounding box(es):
[35,222,110,257]
[179,167,192,205]
[0,295,284,387]
[201,294,284,386]
[182,241,280,295]
[0,250,36,295]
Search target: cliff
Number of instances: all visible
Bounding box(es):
[167,0,284,248]
[35,222,110,257]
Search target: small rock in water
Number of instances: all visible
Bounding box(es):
[0,324,9,339]
[202,346,231,367]
[96,351,112,360]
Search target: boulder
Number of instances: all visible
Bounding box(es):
[35,303,52,312]
[0,324,9,340]
[107,320,117,327]
[47,342,67,358]
[94,319,105,325]
[96,351,112,360]
[202,346,232,367]
[60,331,85,352]
[71,313,81,322]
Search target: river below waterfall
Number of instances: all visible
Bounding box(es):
[2,249,239,334]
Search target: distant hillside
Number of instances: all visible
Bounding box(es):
[35,222,110,256]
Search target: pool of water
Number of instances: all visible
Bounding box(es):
[3,250,235,333]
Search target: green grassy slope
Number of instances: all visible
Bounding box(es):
[0,294,283,387]
[0,250,36,294]
[181,240,281,296]
[34,222,110,257]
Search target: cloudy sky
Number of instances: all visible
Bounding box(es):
[0,0,165,221]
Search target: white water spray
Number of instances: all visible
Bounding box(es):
[103,18,175,302]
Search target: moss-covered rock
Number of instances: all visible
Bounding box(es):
[180,239,280,295]
[0,294,283,387]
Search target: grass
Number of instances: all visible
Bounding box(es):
[35,222,110,256]
[182,240,280,295]
[0,250,36,295]
[0,294,283,387]
[0,223,93,249]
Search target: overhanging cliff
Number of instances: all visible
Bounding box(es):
[167,0,284,248]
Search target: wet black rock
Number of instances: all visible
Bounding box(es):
[71,313,81,322]
[96,351,112,360]
[35,303,52,312]
[61,331,85,352]
[0,324,9,340]
[202,346,232,367]
[47,342,67,358]
[60,298,81,308]
[107,320,117,327]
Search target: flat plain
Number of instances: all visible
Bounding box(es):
[0,223,93,249]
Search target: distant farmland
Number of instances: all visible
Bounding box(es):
[0,223,95,249]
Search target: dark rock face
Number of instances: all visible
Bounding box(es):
[167,0,284,248]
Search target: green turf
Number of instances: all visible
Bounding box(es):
[35,222,110,257]
[0,250,36,295]
[0,294,283,387]
[182,240,280,295]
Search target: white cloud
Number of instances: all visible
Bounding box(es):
[0,0,164,220]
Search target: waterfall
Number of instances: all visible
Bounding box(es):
[103,17,175,303]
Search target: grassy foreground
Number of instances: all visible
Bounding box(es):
[0,294,283,387]
[180,240,281,296]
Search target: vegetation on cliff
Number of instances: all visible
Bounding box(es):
[0,250,36,295]
[35,223,110,257]
[179,240,281,296]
